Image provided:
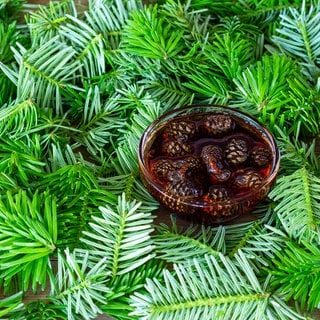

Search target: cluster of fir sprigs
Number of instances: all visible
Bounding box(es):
[0,0,320,319]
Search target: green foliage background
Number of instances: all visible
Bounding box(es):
[0,0,320,319]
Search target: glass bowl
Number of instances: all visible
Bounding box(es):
[138,105,280,224]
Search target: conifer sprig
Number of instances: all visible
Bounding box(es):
[130,251,307,320]
[122,4,186,59]
[272,0,320,81]
[269,240,320,311]
[80,194,155,276]
[50,248,110,320]
[269,167,320,243]
[0,291,23,318]
[0,190,57,292]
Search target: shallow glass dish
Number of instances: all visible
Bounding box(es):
[138,105,280,224]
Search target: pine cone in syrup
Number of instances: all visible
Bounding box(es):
[152,156,205,184]
[161,178,203,213]
[151,159,182,182]
[205,185,230,201]
[201,145,231,183]
[161,139,193,157]
[174,156,204,177]
[202,185,234,217]
[199,114,235,137]
[225,138,248,166]
[250,145,271,167]
[165,179,203,198]
[163,120,196,141]
[233,168,263,190]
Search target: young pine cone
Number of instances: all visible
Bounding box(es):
[161,181,199,214]
[163,120,196,141]
[205,185,230,202]
[202,185,234,217]
[201,145,231,183]
[151,159,175,182]
[165,178,203,198]
[250,145,271,167]
[161,139,193,157]
[233,168,263,190]
[199,114,235,137]
[174,156,204,176]
[152,156,205,184]
[225,138,248,166]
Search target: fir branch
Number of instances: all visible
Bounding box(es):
[0,60,19,89]
[9,300,66,320]
[122,4,186,59]
[232,53,320,137]
[160,0,211,44]
[85,0,138,54]
[269,240,320,311]
[39,162,99,200]
[285,74,320,137]
[139,75,194,110]
[87,0,129,32]
[0,99,39,137]
[0,0,24,22]
[80,194,155,276]
[154,217,226,264]
[186,0,235,17]
[0,20,20,105]
[25,0,77,43]
[181,65,230,104]
[221,202,276,252]
[215,16,260,38]
[0,135,45,187]
[12,36,82,114]
[111,89,164,175]
[232,53,296,116]
[113,133,141,175]
[232,0,297,28]
[272,0,320,81]
[112,50,162,83]
[204,32,256,81]
[53,188,118,249]
[269,167,320,243]
[37,162,110,248]
[0,173,19,194]
[74,88,125,157]
[50,248,110,320]
[59,14,107,78]
[0,73,16,107]
[0,190,57,292]
[0,21,20,64]
[130,251,307,320]
[0,292,23,318]
[100,173,160,211]
[104,90,166,203]
[225,220,287,271]
[154,207,284,271]
[28,112,79,155]
[103,259,163,320]
[44,143,89,173]
[275,127,319,174]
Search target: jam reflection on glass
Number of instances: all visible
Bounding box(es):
[143,110,275,222]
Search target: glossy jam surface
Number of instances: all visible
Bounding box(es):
[139,107,279,223]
